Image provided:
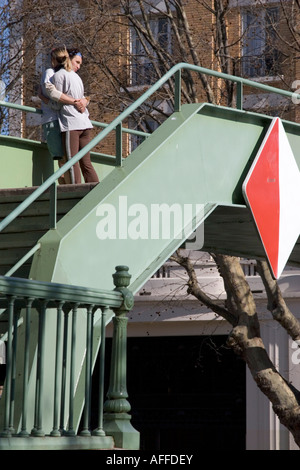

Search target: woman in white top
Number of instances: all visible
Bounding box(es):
[39,48,89,183]
[50,47,99,184]
[40,66,63,161]
[40,65,84,161]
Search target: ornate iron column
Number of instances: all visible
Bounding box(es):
[103,266,140,450]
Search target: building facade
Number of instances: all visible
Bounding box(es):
[112,255,300,450]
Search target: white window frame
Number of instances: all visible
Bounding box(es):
[129,99,172,152]
[241,6,280,78]
[130,16,171,87]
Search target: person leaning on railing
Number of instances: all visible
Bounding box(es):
[49,46,99,185]
[38,46,90,184]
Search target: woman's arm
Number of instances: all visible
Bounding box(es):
[44,82,76,105]
[44,82,88,111]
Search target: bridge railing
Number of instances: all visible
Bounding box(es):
[0,266,137,450]
[0,62,299,237]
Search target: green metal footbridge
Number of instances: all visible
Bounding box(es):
[0,63,300,450]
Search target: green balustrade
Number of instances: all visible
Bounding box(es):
[1,62,299,451]
[1,62,299,238]
[103,266,139,449]
[0,266,138,450]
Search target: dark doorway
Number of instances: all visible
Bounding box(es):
[101,335,246,451]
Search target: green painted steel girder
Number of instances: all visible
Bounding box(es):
[0,136,54,188]
[0,134,114,190]
[7,102,300,440]
[29,103,300,293]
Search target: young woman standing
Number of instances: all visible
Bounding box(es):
[50,46,99,184]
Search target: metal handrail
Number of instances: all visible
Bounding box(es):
[0,274,123,308]
[0,62,299,234]
[0,100,150,137]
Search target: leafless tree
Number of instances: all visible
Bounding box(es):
[116,0,300,447]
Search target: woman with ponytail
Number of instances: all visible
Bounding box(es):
[50,46,99,184]
[40,47,77,167]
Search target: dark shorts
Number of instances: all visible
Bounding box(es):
[43,120,63,158]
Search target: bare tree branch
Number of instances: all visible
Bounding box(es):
[257,260,300,342]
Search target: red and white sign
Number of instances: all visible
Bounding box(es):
[242,117,300,279]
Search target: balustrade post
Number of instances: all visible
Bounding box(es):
[174,69,181,112]
[80,305,94,436]
[92,306,108,437]
[116,123,123,166]
[0,295,15,437]
[59,308,69,433]
[9,305,20,435]
[236,82,243,110]
[103,266,140,450]
[51,302,64,437]
[31,300,47,437]
[65,304,78,436]
[49,181,57,229]
[19,298,34,437]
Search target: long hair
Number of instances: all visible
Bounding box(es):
[51,46,72,72]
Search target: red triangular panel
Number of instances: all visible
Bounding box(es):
[243,118,280,277]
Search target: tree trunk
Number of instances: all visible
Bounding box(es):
[171,250,300,447]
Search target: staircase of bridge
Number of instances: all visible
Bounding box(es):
[0,63,300,450]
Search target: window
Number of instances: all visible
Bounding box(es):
[242,7,281,78]
[129,99,171,152]
[130,16,171,86]
[129,117,159,152]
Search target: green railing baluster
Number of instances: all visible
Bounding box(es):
[9,307,20,435]
[89,309,95,425]
[32,309,40,436]
[116,123,123,166]
[0,296,15,437]
[51,302,64,437]
[49,182,57,230]
[174,69,181,112]
[19,298,33,437]
[65,304,78,436]
[60,309,69,434]
[93,306,108,437]
[236,82,243,110]
[80,304,94,436]
[32,300,47,437]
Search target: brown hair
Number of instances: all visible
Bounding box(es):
[51,46,72,72]
[67,48,82,59]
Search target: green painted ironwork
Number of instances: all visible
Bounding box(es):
[50,301,63,438]
[116,123,123,166]
[236,82,243,110]
[0,99,150,138]
[0,115,149,236]
[33,101,300,296]
[1,62,300,450]
[103,266,139,449]
[0,267,139,450]
[92,306,108,437]
[19,297,33,437]
[1,62,299,236]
